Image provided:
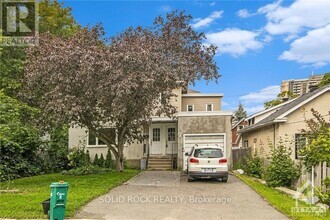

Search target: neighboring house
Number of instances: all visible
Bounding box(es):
[231,119,248,148]
[239,85,330,186]
[68,86,232,170]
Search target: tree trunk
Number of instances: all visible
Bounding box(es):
[115,145,124,172]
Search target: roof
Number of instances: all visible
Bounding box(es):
[245,98,296,120]
[232,118,245,129]
[187,89,201,93]
[182,93,223,97]
[239,85,330,133]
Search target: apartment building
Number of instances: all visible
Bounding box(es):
[281,74,324,96]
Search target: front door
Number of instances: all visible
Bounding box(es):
[150,126,162,154]
[166,127,177,155]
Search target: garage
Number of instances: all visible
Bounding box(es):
[183,133,226,170]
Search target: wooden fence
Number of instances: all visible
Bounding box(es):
[232,147,251,168]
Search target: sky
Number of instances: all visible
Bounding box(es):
[62,0,330,115]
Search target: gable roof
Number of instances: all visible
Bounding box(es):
[239,85,330,133]
[232,118,245,129]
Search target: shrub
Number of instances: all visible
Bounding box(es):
[265,144,300,187]
[93,154,99,166]
[99,153,105,168]
[67,147,89,169]
[245,155,265,179]
[42,125,69,172]
[316,177,330,206]
[85,150,91,165]
[105,148,112,169]
[62,165,110,175]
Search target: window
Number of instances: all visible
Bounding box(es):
[295,134,307,159]
[152,128,160,141]
[206,104,213,111]
[88,132,96,145]
[88,128,116,146]
[193,148,223,158]
[168,128,176,141]
[243,140,249,148]
[248,118,255,125]
[187,105,194,112]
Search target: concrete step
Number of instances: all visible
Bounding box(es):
[147,157,173,170]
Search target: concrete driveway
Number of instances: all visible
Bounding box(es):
[75,171,288,220]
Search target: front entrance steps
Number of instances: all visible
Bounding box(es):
[147,156,173,170]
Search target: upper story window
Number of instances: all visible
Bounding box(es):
[187,105,194,112]
[206,104,213,111]
[88,128,116,146]
[248,118,255,126]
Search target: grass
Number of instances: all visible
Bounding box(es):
[235,174,330,220]
[0,170,139,219]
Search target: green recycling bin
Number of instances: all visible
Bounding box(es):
[50,181,69,220]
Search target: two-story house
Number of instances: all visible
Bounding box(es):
[68,86,232,170]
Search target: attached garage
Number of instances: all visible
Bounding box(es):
[183,133,226,171]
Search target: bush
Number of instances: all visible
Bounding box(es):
[93,154,99,166]
[105,148,112,169]
[245,155,265,179]
[265,144,300,187]
[42,125,69,172]
[67,147,89,169]
[316,177,330,206]
[0,92,44,181]
[62,165,110,175]
[99,153,105,168]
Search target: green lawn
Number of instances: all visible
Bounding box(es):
[236,174,329,220]
[0,170,139,219]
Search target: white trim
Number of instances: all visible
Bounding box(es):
[276,87,330,119]
[206,104,213,111]
[183,133,227,171]
[246,98,296,120]
[182,93,223,97]
[151,117,177,122]
[187,104,194,112]
[178,111,232,117]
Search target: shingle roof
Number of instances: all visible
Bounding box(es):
[239,84,330,133]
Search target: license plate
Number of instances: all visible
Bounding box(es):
[202,168,214,172]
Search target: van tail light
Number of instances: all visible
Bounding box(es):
[190,158,199,163]
[219,158,227,164]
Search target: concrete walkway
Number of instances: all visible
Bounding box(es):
[75,171,288,220]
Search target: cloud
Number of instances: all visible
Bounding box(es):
[191,11,223,29]
[245,105,265,115]
[236,9,255,18]
[279,25,330,67]
[240,85,280,104]
[259,0,330,36]
[210,2,216,6]
[159,5,172,13]
[222,101,229,107]
[205,28,263,56]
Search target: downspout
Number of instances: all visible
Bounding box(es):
[273,124,276,148]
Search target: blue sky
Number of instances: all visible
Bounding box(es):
[62,0,330,115]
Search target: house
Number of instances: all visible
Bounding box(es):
[239,85,330,186]
[231,119,248,148]
[68,86,232,170]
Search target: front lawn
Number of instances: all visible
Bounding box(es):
[236,174,329,220]
[0,170,139,219]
